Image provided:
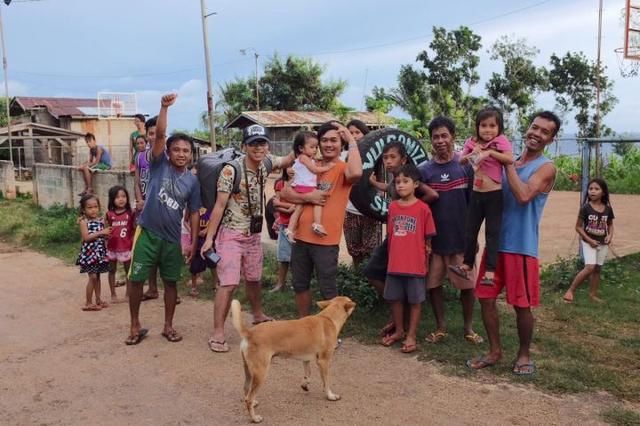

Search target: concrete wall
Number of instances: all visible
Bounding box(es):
[32,163,135,209]
[0,160,16,199]
[65,118,135,170]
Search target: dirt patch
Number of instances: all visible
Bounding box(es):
[0,242,629,425]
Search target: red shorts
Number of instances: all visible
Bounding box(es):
[293,185,316,194]
[475,250,540,308]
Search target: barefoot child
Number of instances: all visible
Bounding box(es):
[285,131,334,242]
[105,185,135,303]
[381,164,436,353]
[563,178,615,304]
[76,194,111,311]
[450,107,513,286]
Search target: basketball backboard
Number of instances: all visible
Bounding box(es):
[624,0,640,59]
[97,92,138,119]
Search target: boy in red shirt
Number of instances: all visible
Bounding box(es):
[381,163,436,353]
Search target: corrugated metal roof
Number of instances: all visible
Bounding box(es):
[14,96,113,119]
[225,111,391,129]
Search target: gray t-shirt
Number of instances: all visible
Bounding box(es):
[139,153,202,244]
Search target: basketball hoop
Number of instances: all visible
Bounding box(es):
[97,92,137,119]
[615,47,640,77]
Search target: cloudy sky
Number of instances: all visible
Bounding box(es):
[3,0,638,134]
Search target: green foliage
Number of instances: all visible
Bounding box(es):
[218,54,346,125]
[365,86,394,114]
[486,36,549,138]
[335,264,379,311]
[601,406,640,426]
[540,255,582,291]
[553,154,582,191]
[549,52,617,139]
[0,199,79,262]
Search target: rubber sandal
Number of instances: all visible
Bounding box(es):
[425,330,447,343]
[141,293,159,301]
[311,223,328,236]
[125,328,148,345]
[161,330,183,343]
[401,342,417,353]
[466,355,499,370]
[448,264,469,280]
[81,304,102,311]
[512,361,536,376]
[284,228,296,244]
[381,334,405,347]
[379,321,396,337]
[252,316,274,325]
[208,338,229,353]
[464,332,485,345]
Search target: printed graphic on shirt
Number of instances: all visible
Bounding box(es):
[156,179,184,211]
[392,214,417,237]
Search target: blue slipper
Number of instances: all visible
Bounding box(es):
[512,361,536,376]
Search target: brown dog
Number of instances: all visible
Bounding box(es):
[231,296,356,423]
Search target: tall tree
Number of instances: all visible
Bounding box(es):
[365,86,394,114]
[218,54,346,124]
[389,65,433,138]
[418,26,482,119]
[486,36,548,137]
[218,78,256,122]
[260,54,346,111]
[549,52,617,138]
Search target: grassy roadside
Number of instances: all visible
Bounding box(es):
[1,197,639,417]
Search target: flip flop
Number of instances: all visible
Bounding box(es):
[81,304,102,311]
[380,321,396,337]
[425,330,448,344]
[252,316,274,325]
[464,332,485,345]
[161,330,183,343]
[401,342,417,353]
[512,361,536,376]
[141,293,159,301]
[381,334,405,347]
[125,328,149,346]
[448,264,469,279]
[466,355,499,370]
[208,338,229,353]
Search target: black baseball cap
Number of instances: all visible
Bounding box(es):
[242,124,271,145]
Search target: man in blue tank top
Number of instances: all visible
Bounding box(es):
[467,111,561,376]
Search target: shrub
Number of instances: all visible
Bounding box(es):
[336,264,380,311]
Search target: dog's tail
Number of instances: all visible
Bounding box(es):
[231,299,248,337]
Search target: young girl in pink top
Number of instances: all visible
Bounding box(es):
[450,107,513,285]
[285,131,334,242]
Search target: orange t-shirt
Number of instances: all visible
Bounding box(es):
[295,161,352,246]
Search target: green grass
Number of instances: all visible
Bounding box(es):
[602,406,640,426]
[2,197,640,405]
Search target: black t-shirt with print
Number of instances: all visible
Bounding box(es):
[580,203,614,244]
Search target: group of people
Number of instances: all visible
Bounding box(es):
[73,93,617,375]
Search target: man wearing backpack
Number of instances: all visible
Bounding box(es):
[200,125,299,353]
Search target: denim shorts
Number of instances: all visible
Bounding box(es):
[276,224,292,263]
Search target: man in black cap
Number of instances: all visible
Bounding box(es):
[201,124,296,353]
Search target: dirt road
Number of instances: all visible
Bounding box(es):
[0,242,625,425]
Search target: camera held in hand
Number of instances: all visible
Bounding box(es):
[250,215,263,234]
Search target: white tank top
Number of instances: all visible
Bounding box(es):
[292,157,317,187]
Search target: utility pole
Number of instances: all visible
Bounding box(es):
[241,48,260,112]
[0,1,12,168]
[199,0,216,150]
[594,0,603,175]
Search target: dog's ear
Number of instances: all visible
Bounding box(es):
[344,300,356,312]
[316,300,330,309]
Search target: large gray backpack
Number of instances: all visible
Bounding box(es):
[197,148,273,210]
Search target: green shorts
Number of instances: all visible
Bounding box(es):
[128,227,183,283]
[89,163,111,172]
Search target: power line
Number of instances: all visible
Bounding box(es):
[304,0,555,57]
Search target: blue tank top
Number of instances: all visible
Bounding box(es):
[92,145,112,167]
[499,155,553,258]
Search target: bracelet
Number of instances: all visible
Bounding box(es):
[348,144,358,149]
